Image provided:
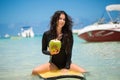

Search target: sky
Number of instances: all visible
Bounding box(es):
[0,0,120,36]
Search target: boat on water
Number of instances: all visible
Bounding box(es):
[21,26,34,38]
[72,29,80,34]
[78,4,120,42]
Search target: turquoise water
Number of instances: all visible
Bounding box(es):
[0,34,120,80]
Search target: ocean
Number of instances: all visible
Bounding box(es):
[0,34,120,80]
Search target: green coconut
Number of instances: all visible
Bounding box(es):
[49,39,61,53]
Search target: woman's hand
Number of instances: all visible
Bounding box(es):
[49,49,60,55]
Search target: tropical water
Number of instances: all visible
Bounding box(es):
[0,34,120,80]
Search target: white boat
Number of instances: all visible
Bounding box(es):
[21,26,34,38]
[72,29,80,34]
[4,34,10,38]
[78,4,120,42]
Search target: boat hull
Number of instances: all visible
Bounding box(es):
[78,30,120,42]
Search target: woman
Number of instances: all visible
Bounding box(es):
[32,10,86,75]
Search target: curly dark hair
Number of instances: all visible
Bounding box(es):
[50,10,73,37]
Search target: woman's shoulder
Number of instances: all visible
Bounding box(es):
[44,30,50,34]
[43,30,52,36]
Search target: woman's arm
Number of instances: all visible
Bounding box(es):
[65,33,73,69]
[42,32,51,55]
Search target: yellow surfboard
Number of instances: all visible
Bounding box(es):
[38,70,85,80]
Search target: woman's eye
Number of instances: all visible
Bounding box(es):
[59,18,65,21]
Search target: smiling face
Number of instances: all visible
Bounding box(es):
[57,13,66,29]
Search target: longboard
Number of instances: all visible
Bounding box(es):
[38,70,85,80]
